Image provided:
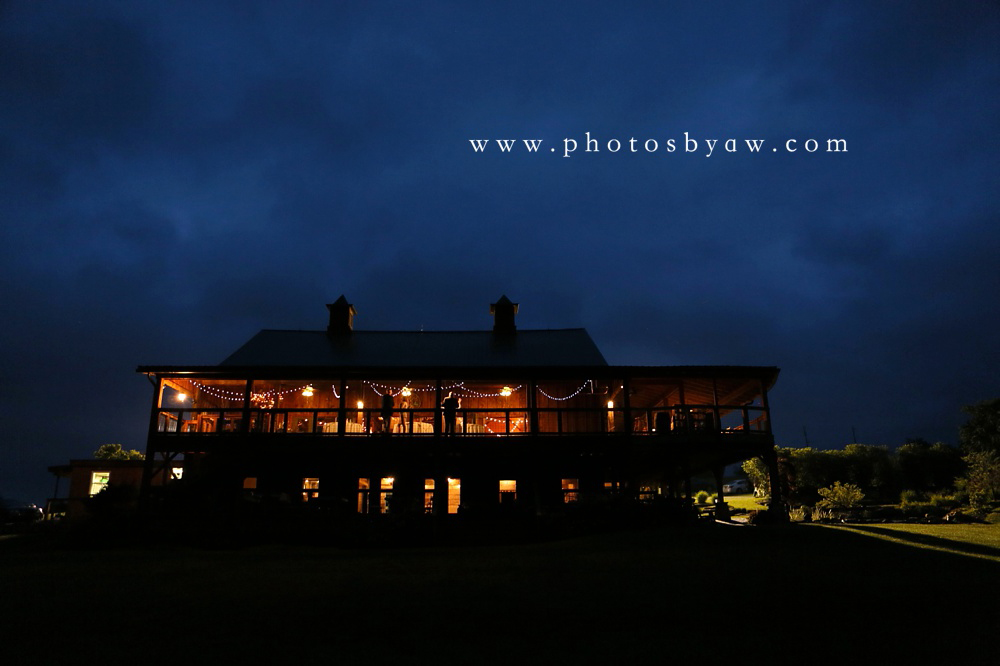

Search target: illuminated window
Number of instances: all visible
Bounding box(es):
[358,478,370,513]
[170,467,183,481]
[89,472,110,496]
[561,478,580,503]
[639,485,656,503]
[604,480,622,495]
[499,479,517,505]
[379,477,394,514]
[302,477,320,502]
[424,479,435,514]
[447,477,461,514]
[243,477,257,490]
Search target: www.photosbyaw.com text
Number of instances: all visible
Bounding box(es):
[469,132,847,158]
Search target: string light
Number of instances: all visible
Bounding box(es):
[537,379,594,401]
[184,379,597,405]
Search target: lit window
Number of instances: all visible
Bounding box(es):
[358,478,370,513]
[499,479,517,504]
[171,467,183,481]
[89,472,110,496]
[561,478,579,504]
[424,479,435,514]
[447,477,461,514]
[302,477,319,502]
[379,477,394,514]
[243,477,257,490]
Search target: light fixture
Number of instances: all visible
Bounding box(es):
[176,393,187,402]
[301,385,315,397]
[356,401,364,410]
[607,400,615,409]
[500,386,512,397]
[401,387,412,397]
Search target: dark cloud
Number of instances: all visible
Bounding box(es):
[1,1,998,503]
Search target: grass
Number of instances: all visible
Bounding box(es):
[813,522,1000,562]
[2,521,998,665]
[722,492,767,511]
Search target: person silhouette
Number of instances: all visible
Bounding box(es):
[380,390,395,436]
[442,391,461,435]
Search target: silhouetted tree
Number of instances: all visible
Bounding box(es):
[959,398,1000,455]
[898,439,964,492]
[94,443,144,460]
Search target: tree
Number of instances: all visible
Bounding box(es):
[961,450,1000,513]
[742,456,770,499]
[959,398,1000,455]
[898,439,964,492]
[94,443,144,461]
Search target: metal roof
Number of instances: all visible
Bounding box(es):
[218,328,609,368]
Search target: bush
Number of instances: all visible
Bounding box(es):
[694,491,709,505]
[929,493,960,510]
[900,489,924,505]
[817,481,865,510]
[789,505,813,522]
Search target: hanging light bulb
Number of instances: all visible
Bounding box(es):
[401,387,412,397]
[500,386,512,397]
[302,385,315,397]
[176,392,187,402]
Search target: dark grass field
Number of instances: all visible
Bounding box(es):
[2,522,997,665]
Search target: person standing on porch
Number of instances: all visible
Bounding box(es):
[380,390,395,436]
[442,391,461,435]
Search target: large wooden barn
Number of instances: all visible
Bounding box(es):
[137,296,782,523]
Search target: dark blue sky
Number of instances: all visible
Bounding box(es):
[2,2,998,504]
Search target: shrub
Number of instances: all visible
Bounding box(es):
[694,490,709,505]
[789,505,813,522]
[900,489,923,505]
[929,493,960,510]
[816,481,865,510]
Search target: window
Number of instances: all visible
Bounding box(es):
[171,467,183,481]
[89,472,110,496]
[561,478,580,503]
[358,478,370,513]
[424,479,435,514]
[379,477,394,514]
[243,477,257,490]
[302,477,319,502]
[447,478,461,514]
[499,479,517,505]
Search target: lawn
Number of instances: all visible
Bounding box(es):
[812,522,1000,562]
[2,521,997,665]
[722,492,767,511]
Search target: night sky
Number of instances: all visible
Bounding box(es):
[2,2,998,504]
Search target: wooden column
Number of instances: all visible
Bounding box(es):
[763,448,788,520]
[139,375,163,513]
[712,464,730,520]
[241,380,252,433]
[337,377,348,437]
